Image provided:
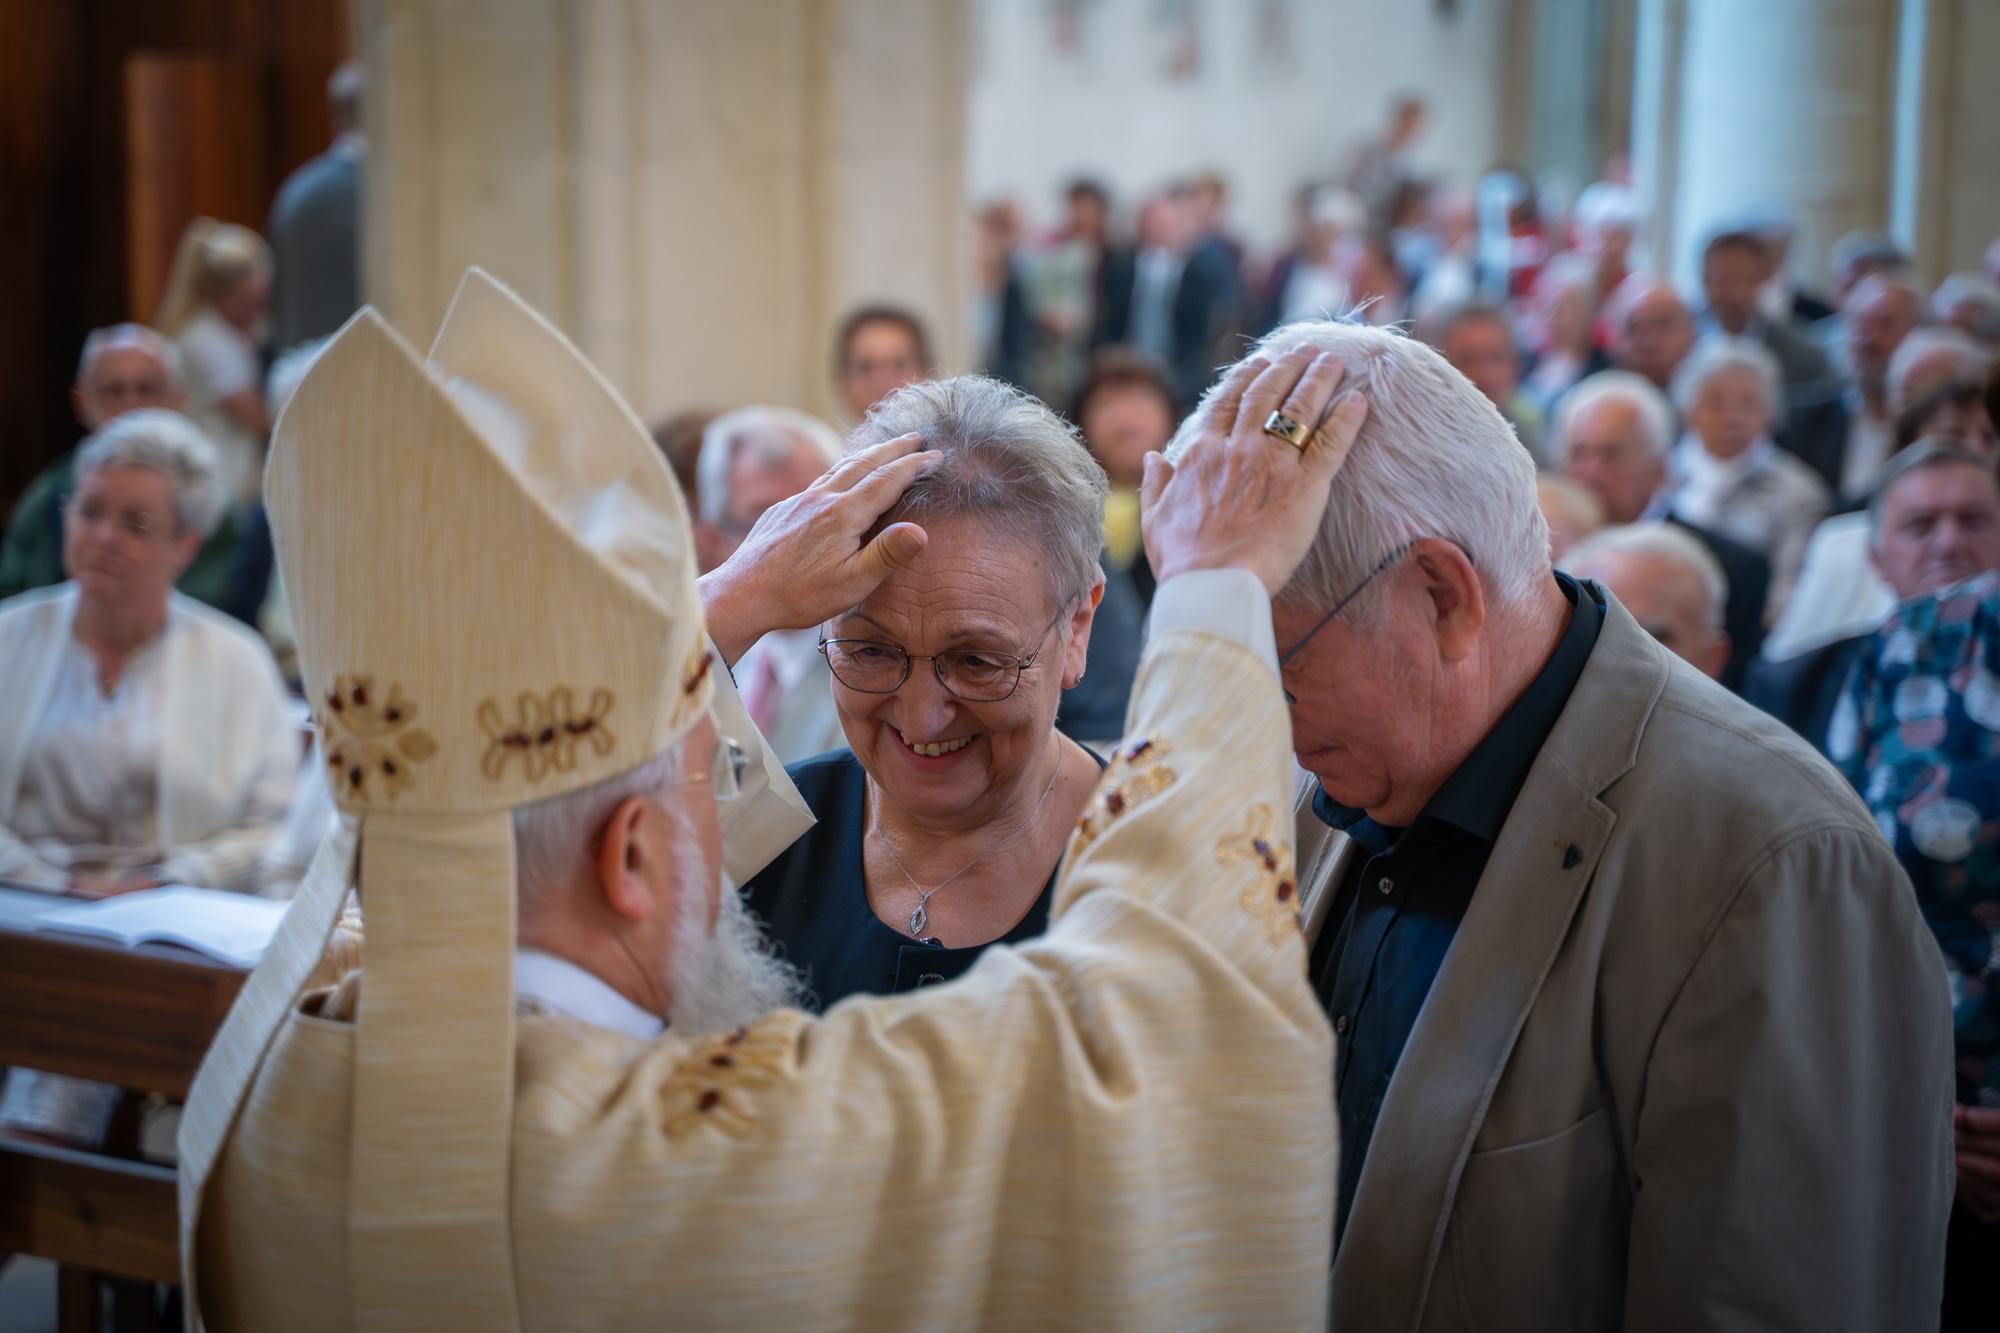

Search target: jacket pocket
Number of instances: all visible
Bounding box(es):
[1440,1107,1625,1333]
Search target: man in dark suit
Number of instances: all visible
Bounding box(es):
[1555,370,1770,687]
[266,64,364,352]
[1748,440,2000,752]
[1698,229,1835,387]
[1094,192,1242,412]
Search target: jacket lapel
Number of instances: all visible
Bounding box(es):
[1328,595,1670,1331]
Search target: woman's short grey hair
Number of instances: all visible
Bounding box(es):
[1670,336,1782,428]
[1563,521,1728,635]
[74,408,229,539]
[850,375,1109,611]
[1553,370,1676,460]
[1176,320,1548,621]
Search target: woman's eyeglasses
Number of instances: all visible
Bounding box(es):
[819,609,1066,703]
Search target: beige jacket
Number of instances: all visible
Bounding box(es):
[195,623,1337,1330]
[1296,594,1954,1332]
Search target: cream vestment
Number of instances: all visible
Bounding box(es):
[180,271,1336,1331]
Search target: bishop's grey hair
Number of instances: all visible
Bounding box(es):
[512,741,689,913]
[1179,320,1548,621]
[851,374,1109,612]
[74,408,228,540]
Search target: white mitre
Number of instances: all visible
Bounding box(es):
[177,269,809,1326]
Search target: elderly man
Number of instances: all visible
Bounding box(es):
[1697,228,1835,387]
[1237,319,1951,1329]
[1425,303,1546,465]
[1563,523,1730,678]
[1750,440,2000,754]
[0,325,243,606]
[1556,370,1769,687]
[1607,272,1697,394]
[184,270,1348,1328]
[1842,268,1930,495]
[694,405,849,764]
[834,305,930,423]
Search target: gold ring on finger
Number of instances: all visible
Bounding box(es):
[1262,410,1311,450]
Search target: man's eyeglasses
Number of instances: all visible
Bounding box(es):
[1277,543,1415,706]
[819,609,1066,703]
[684,734,749,802]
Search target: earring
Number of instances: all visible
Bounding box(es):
[1067,669,1086,688]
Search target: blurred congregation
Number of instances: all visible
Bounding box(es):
[5,0,2000,1326]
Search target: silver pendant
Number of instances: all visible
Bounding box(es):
[908,903,928,936]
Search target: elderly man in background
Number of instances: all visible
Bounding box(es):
[186,269,1344,1329]
[0,409,296,1152]
[1842,268,1930,495]
[1236,319,1950,1329]
[1669,338,1831,620]
[834,305,931,424]
[1697,228,1835,387]
[1563,522,1730,679]
[1424,302,1547,465]
[695,406,848,765]
[1750,440,2000,754]
[0,325,243,607]
[1555,370,1769,687]
[1607,272,1697,396]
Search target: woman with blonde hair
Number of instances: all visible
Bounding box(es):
[156,218,273,504]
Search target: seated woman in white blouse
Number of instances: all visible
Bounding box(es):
[0,409,297,1146]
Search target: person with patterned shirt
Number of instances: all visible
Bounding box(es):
[1831,568,2000,1330]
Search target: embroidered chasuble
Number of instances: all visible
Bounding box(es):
[179,269,1336,1331]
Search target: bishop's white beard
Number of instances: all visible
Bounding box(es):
[664,863,803,1037]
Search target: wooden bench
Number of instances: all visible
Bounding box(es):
[0,880,249,1330]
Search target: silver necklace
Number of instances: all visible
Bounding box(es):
[872,738,1067,939]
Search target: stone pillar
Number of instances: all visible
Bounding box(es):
[361,0,968,428]
[1670,0,1898,292]
[1632,0,2000,290]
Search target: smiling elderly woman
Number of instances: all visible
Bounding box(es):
[738,376,1109,1007]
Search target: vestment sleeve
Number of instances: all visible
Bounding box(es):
[507,573,1336,1327]
[1621,825,1954,1331]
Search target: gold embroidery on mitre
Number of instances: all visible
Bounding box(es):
[319,675,438,802]
[1073,735,1178,853]
[1218,803,1302,941]
[658,1018,792,1139]
[477,687,617,782]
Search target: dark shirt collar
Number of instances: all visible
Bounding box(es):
[1311,572,1604,844]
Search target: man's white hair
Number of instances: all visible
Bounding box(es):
[1179,320,1548,619]
[1552,370,1676,461]
[1886,325,1992,412]
[74,408,228,539]
[1670,336,1782,430]
[696,406,844,524]
[1563,521,1727,635]
[76,323,184,389]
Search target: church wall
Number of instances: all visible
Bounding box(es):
[964,0,1509,257]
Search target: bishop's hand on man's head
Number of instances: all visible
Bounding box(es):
[1139,343,1369,598]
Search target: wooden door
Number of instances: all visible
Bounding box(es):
[124,53,270,328]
